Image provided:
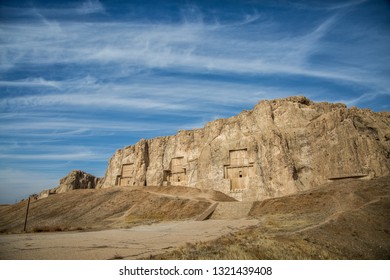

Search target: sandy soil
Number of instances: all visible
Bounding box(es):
[0,219,257,260]
[1,177,389,260]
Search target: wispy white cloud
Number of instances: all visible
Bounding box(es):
[0,75,293,118]
[326,0,368,10]
[333,91,390,108]
[0,77,61,88]
[0,116,194,134]
[1,3,387,116]
[0,152,102,161]
[0,92,188,111]
[1,11,387,90]
[289,0,368,11]
[77,0,105,15]
[0,0,106,19]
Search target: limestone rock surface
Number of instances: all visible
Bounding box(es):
[39,170,100,199]
[97,96,390,201]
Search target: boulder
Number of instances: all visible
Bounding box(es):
[38,170,100,199]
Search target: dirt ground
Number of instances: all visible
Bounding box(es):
[0,176,389,260]
[0,185,234,233]
[0,219,257,260]
[151,176,390,260]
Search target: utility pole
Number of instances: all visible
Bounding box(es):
[23,196,31,232]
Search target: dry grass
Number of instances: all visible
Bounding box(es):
[1,176,389,260]
[147,176,390,260]
[0,186,228,233]
[28,225,86,233]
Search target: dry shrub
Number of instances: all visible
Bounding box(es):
[31,226,64,233]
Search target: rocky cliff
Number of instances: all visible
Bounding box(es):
[39,170,100,199]
[97,96,390,201]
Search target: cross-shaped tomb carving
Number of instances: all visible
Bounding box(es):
[164,157,187,185]
[224,149,254,191]
[116,163,135,186]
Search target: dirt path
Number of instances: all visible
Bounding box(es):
[0,219,258,260]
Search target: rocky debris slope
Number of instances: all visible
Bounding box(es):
[98,96,390,201]
[38,170,100,199]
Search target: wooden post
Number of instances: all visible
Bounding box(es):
[23,196,31,232]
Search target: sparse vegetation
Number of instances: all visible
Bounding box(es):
[0,185,226,234]
[146,176,390,260]
[1,177,389,259]
[31,226,64,233]
[146,226,344,260]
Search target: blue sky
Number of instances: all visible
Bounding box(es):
[0,0,389,203]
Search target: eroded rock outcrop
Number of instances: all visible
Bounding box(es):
[39,170,100,199]
[97,96,390,201]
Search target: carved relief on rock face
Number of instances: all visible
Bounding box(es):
[116,163,135,186]
[224,149,255,191]
[98,96,390,201]
[163,157,187,186]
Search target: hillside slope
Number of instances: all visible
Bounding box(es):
[149,176,390,259]
[0,186,234,233]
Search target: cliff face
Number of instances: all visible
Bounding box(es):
[98,96,390,201]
